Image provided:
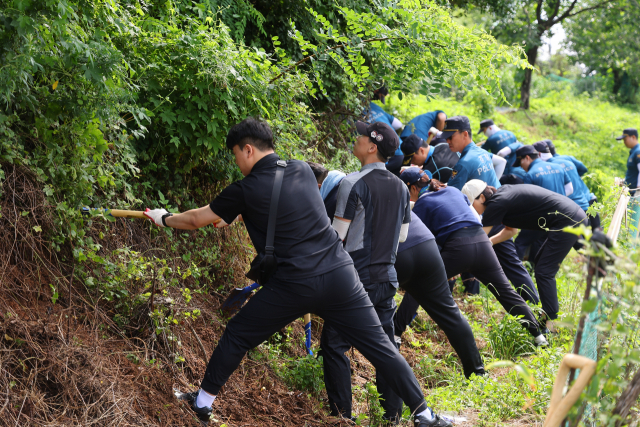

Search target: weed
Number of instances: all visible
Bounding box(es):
[487,314,537,360]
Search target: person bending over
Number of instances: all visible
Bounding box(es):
[463,180,587,333]
[399,168,548,346]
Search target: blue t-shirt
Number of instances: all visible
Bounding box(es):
[555,155,588,177]
[523,158,570,195]
[482,129,517,154]
[625,144,640,195]
[548,157,590,211]
[412,187,481,247]
[448,143,501,190]
[510,166,527,180]
[398,210,435,253]
[366,102,395,126]
[400,110,444,141]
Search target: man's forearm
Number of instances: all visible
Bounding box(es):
[489,227,518,245]
[165,206,222,230]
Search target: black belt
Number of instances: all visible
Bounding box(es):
[446,226,484,242]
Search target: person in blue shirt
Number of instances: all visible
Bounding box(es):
[400,110,447,141]
[443,116,501,191]
[517,145,574,196]
[512,145,573,261]
[398,134,461,183]
[363,88,404,156]
[616,128,640,237]
[542,140,601,230]
[477,119,518,154]
[545,140,589,176]
[496,141,526,179]
[533,142,588,209]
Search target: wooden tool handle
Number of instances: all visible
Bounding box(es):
[109,209,147,219]
[304,313,311,323]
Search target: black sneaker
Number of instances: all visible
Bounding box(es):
[414,413,453,427]
[179,390,212,426]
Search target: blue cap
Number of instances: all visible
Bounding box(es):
[399,167,432,187]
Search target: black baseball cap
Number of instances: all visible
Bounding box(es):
[532,141,550,153]
[513,145,538,167]
[441,116,472,140]
[616,128,638,140]
[478,119,494,134]
[401,134,424,165]
[499,174,525,185]
[355,121,399,159]
[544,140,556,156]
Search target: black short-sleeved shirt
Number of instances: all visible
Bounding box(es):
[334,162,411,286]
[481,184,586,231]
[210,153,352,282]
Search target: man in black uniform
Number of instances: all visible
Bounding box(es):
[321,121,450,426]
[463,180,587,332]
[143,118,444,427]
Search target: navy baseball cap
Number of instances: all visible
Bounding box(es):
[478,119,494,134]
[616,128,638,140]
[544,140,557,156]
[441,116,472,140]
[532,141,550,153]
[499,174,525,185]
[401,134,424,165]
[399,167,432,187]
[513,145,538,167]
[355,121,399,159]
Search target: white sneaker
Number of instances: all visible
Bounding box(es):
[534,334,548,347]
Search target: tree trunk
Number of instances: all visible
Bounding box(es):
[612,69,622,95]
[612,368,640,426]
[520,44,540,110]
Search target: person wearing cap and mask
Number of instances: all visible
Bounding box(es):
[400,110,447,141]
[478,119,518,154]
[398,168,548,346]
[616,128,640,236]
[395,134,461,183]
[462,180,588,332]
[533,142,598,235]
[542,140,600,230]
[511,145,574,261]
[315,164,486,388]
[321,121,451,427]
[444,116,501,191]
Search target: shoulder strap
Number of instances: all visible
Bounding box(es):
[265,160,287,256]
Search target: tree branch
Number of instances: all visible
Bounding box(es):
[535,0,545,26]
[269,37,444,84]
[554,0,615,24]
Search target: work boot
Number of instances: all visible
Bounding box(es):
[414,410,453,427]
[179,390,212,426]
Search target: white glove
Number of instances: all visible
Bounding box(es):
[144,208,172,227]
[428,126,439,138]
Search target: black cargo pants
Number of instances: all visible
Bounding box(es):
[393,239,485,381]
[200,265,427,417]
[319,280,401,420]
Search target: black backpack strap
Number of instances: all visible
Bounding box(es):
[265,160,287,256]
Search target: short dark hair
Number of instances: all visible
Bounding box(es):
[306,161,328,184]
[226,117,275,151]
[480,186,498,204]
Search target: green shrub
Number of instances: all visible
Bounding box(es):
[487,314,537,361]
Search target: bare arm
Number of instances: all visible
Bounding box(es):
[488,226,518,245]
[165,205,225,230]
